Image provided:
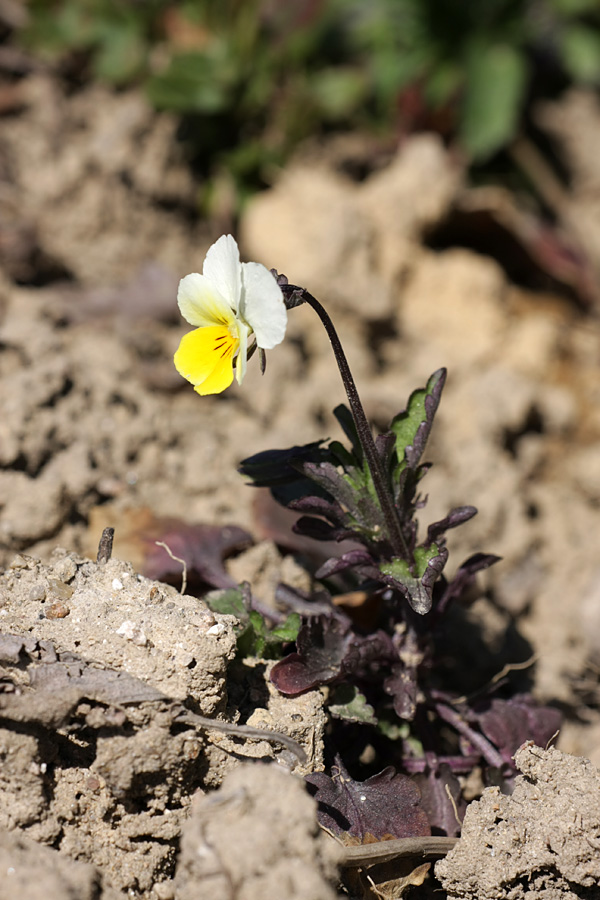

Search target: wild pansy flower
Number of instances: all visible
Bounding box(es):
[174,234,287,395]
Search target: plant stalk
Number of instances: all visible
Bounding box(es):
[284,286,409,559]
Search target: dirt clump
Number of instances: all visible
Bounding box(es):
[0,550,325,896]
[0,829,109,900]
[175,762,341,900]
[436,743,600,899]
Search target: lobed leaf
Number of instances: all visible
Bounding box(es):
[328,684,377,724]
[379,544,449,615]
[270,613,354,695]
[305,758,431,840]
[413,765,465,837]
[474,696,562,766]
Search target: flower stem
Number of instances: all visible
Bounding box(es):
[282,284,409,559]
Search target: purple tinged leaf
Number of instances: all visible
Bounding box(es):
[142,520,252,590]
[426,506,478,544]
[274,583,334,617]
[391,369,446,472]
[298,461,384,532]
[375,431,396,466]
[305,758,431,840]
[413,765,465,837]
[343,630,397,675]
[315,549,376,580]
[474,696,562,766]
[293,516,342,542]
[333,404,363,460]
[435,552,501,617]
[380,545,449,615]
[270,613,353,695]
[384,665,418,720]
[288,494,346,523]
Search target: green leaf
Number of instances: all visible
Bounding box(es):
[311,67,368,121]
[236,609,300,660]
[204,588,247,620]
[461,43,528,160]
[247,609,267,657]
[333,404,363,461]
[561,25,600,83]
[269,613,302,644]
[93,26,145,84]
[390,369,445,473]
[550,0,600,13]
[425,60,462,109]
[379,542,447,615]
[413,544,441,578]
[328,684,377,724]
[146,50,234,113]
[376,714,410,741]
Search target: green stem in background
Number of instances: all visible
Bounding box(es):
[281,283,409,560]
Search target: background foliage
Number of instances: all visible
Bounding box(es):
[16,0,600,201]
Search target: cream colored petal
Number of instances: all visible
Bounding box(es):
[177,273,236,328]
[235,322,250,384]
[240,262,287,350]
[203,234,241,312]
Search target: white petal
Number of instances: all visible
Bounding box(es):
[240,262,287,350]
[235,322,250,384]
[177,273,236,328]
[203,234,241,312]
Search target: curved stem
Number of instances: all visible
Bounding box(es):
[289,288,409,559]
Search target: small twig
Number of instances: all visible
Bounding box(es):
[435,702,505,769]
[335,836,458,868]
[453,654,538,705]
[155,541,187,595]
[175,710,307,765]
[509,135,600,306]
[509,136,571,217]
[96,527,115,565]
[445,783,463,831]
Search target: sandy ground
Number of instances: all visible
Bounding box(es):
[2,74,600,898]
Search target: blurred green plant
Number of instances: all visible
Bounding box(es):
[204,586,301,659]
[16,0,600,199]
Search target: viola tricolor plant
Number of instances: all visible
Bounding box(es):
[176,235,561,842]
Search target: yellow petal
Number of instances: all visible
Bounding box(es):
[174,326,237,394]
[194,356,235,395]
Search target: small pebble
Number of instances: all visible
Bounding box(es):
[46,601,70,619]
[47,578,74,601]
[112,578,124,591]
[52,557,77,583]
[116,620,147,646]
[207,623,226,636]
[9,554,32,570]
[153,881,175,900]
